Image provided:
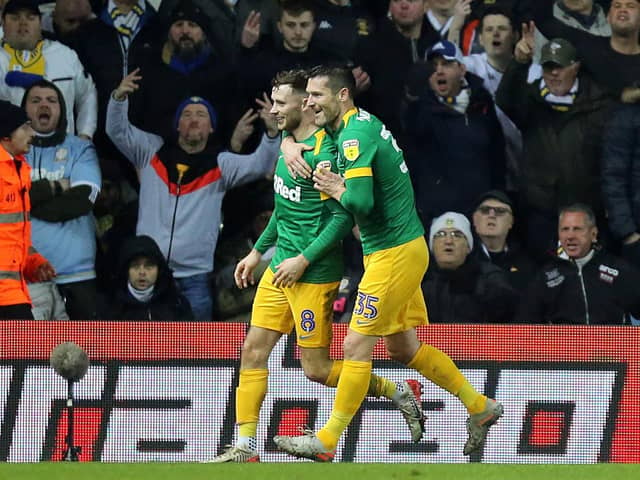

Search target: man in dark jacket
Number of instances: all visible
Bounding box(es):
[354,0,439,136]
[422,211,518,323]
[471,190,536,292]
[109,235,193,321]
[517,203,640,324]
[602,94,640,268]
[406,40,506,225]
[134,0,239,146]
[496,36,612,261]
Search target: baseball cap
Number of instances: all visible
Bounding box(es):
[427,41,464,64]
[540,38,577,68]
[429,212,473,250]
[475,190,514,210]
[2,0,41,17]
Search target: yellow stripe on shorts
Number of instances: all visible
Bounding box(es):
[344,167,373,179]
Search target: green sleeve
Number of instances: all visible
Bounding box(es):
[301,198,354,263]
[253,212,277,254]
[340,176,375,217]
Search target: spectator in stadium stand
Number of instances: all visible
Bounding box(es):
[236,0,342,106]
[157,0,238,63]
[531,0,640,99]
[601,88,640,268]
[40,0,96,45]
[106,70,279,321]
[207,69,424,463]
[404,40,506,226]
[447,0,536,55]
[307,0,375,63]
[0,99,56,319]
[108,235,193,321]
[353,0,439,136]
[22,79,101,319]
[422,211,519,323]
[424,0,457,42]
[0,0,97,139]
[516,203,640,325]
[448,5,523,193]
[134,0,240,147]
[69,0,162,187]
[495,34,613,261]
[471,190,536,292]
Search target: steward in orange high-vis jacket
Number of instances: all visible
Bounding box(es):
[0,100,55,319]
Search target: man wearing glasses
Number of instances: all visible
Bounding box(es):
[471,190,536,292]
[423,211,519,323]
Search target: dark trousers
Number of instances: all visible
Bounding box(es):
[57,279,98,320]
[0,303,34,320]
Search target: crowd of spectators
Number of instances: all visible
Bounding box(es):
[0,0,638,324]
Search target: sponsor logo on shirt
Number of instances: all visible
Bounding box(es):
[273,174,301,202]
[598,264,619,284]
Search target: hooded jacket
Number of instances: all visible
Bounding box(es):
[23,80,101,284]
[110,235,193,321]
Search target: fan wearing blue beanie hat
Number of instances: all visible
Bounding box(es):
[106,69,280,321]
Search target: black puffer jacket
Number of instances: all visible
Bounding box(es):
[422,256,518,323]
[109,235,193,321]
[496,61,613,213]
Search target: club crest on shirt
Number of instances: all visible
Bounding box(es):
[343,139,360,161]
[545,268,564,288]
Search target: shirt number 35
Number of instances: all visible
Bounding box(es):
[354,292,379,319]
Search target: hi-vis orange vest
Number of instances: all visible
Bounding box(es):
[0,144,32,306]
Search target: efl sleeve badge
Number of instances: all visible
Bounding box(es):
[342,139,360,161]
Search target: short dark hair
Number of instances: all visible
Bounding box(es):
[272,68,309,95]
[559,203,597,227]
[479,6,515,32]
[308,64,356,97]
[279,0,315,20]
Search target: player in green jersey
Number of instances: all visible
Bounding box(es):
[275,66,504,461]
[206,70,424,463]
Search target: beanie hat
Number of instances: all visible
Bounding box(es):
[0,100,30,138]
[2,0,41,17]
[174,96,218,131]
[429,211,473,250]
[168,0,211,39]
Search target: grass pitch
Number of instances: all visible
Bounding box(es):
[0,463,637,480]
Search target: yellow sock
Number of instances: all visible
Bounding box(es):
[368,374,397,399]
[317,360,371,450]
[236,368,268,437]
[458,381,487,414]
[324,360,343,387]
[408,343,484,412]
[325,359,395,399]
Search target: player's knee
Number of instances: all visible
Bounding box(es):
[240,338,270,368]
[386,345,413,365]
[302,366,327,384]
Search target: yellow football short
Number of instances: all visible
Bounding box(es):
[349,236,429,336]
[251,267,340,348]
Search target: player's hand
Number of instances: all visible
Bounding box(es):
[113,68,141,101]
[230,108,259,152]
[313,167,346,201]
[515,21,535,64]
[234,249,262,289]
[281,135,313,179]
[241,10,261,49]
[34,261,56,282]
[272,255,309,288]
